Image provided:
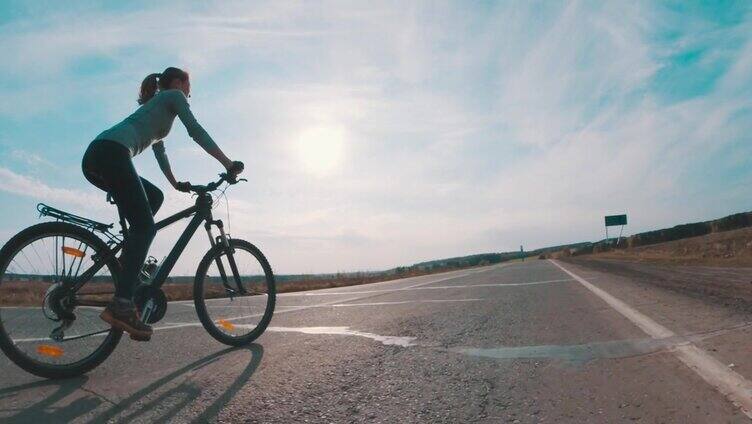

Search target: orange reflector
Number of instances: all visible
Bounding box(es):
[218,319,235,331]
[62,247,85,258]
[37,345,64,357]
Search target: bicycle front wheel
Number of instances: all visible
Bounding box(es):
[0,222,123,379]
[194,239,276,346]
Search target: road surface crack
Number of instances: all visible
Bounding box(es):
[478,377,495,418]
[80,386,117,407]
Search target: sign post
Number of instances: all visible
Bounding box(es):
[604,214,627,246]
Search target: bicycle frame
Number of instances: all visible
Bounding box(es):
[72,189,244,306]
[147,196,210,289]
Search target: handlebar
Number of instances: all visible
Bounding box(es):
[188,173,247,193]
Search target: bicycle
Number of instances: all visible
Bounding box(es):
[0,173,275,379]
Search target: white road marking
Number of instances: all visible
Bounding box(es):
[170,265,499,304]
[178,298,484,309]
[453,323,752,362]
[9,264,511,344]
[285,278,574,296]
[550,259,752,419]
[277,267,501,298]
[256,326,417,347]
[328,299,482,307]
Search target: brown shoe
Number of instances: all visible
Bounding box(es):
[100,298,153,342]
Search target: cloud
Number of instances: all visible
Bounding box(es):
[0,167,105,212]
[9,149,57,169]
[0,2,751,273]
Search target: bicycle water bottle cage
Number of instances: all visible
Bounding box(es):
[37,203,114,233]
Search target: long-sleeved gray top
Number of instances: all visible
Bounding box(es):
[94,89,218,162]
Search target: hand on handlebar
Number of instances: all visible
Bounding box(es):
[226,161,244,181]
[175,181,192,192]
[179,169,247,194]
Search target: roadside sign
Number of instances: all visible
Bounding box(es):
[605,215,627,227]
[604,214,627,246]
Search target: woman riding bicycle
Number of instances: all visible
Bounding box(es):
[82,67,243,341]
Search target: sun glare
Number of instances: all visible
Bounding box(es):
[294,125,346,176]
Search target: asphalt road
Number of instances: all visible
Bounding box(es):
[2,259,752,423]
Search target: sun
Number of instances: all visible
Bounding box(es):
[294,125,346,176]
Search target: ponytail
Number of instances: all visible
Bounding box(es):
[137,67,189,105]
[138,73,161,105]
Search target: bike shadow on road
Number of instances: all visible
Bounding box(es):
[0,376,96,423]
[0,343,264,424]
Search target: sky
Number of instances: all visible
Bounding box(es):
[0,1,751,274]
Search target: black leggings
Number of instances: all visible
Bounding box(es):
[82,140,163,299]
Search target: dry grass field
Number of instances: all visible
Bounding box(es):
[591,226,752,267]
[0,265,473,306]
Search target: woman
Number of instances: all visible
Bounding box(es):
[82,67,243,341]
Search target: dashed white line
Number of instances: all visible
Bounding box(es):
[178,298,484,309]
[284,278,574,296]
[168,265,500,304]
[8,263,512,344]
[260,326,417,347]
[328,298,482,307]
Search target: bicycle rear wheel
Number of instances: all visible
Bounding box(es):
[0,222,123,379]
[194,239,275,346]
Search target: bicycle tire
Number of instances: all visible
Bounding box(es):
[193,239,276,346]
[0,222,123,379]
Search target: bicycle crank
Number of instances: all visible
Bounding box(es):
[133,285,168,324]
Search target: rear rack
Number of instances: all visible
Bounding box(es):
[37,203,114,233]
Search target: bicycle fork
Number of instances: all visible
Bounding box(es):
[205,219,246,297]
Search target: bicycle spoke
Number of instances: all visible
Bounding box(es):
[29,241,46,277]
[69,242,89,279]
[0,229,121,372]
[42,237,56,281]
[61,236,66,278]
[0,311,26,329]
[63,329,110,342]
[65,240,80,278]
[55,235,59,282]
[18,249,39,276]
[240,257,265,296]
[8,257,23,275]
[197,240,274,345]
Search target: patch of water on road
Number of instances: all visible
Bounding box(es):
[450,321,752,364]
[451,338,682,364]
